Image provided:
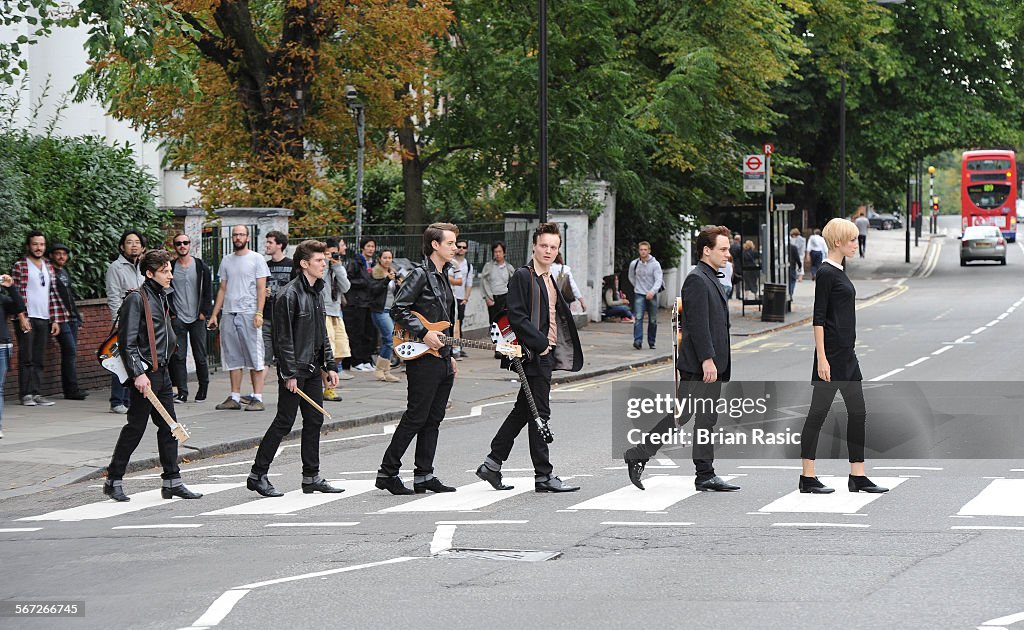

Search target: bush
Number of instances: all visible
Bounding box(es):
[0,131,168,299]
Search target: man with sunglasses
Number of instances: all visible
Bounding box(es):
[169,232,213,403]
[447,239,474,359]
[48,243,87,400]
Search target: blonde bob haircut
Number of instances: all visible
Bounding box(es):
[821,218,859,251]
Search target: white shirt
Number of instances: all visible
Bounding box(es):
[447,257,473,300]
[824,258,844,270]
[26,261,50,319]
[807,234,828,253]
[219,250,271,313]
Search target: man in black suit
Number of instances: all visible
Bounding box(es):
[624,225,740,492]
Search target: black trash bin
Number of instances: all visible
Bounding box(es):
[762,283,786,323]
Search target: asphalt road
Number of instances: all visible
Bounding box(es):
[2,216,1022,630]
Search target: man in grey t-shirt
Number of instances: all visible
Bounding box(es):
[854,212,870,258]
[170,233,213,403]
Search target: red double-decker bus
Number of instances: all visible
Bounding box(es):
[961,149,1018,242]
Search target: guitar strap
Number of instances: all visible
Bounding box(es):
[140,288,159,372]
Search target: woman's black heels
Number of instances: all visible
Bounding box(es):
[848,475,889,493]
[799,475,835,494]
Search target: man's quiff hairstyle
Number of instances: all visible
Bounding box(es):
[695,225,731,256]
[293,239,327,267]
[140,249,172,275]
[532,221,561,244]
[638,240,651,248]
[822,218,859,251]
[422,222,459,258]
[266,230,288,248]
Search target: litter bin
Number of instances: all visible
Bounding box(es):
[762,283,786,323]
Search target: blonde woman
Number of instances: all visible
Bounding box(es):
[798,218,887,495]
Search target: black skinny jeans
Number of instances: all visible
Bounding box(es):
[251,374,326,478]
[378,354,454,478]
[106,367,180,481]
[170,317,210,395]
[17,317,50,398]
[799,381,867,463]
[487,352,554,479]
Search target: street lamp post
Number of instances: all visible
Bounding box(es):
[538,0,548,223]
[928,165,936,234]
[346,85,366,246]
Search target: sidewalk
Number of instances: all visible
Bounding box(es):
[0,228,938,499]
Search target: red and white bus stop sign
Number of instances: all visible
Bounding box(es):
[745,155,764,173]
[763,143,774,156]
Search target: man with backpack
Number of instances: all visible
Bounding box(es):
[627,241,663,350]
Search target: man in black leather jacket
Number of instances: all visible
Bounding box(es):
[103,250,203,502]
[375,223,460,495]
[246,240,344,497]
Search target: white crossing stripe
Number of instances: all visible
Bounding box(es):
[0,527,42,532]
[568,475,738,512]
[201,480,376,516]
[957,479,1024,517]
[377,479,536,513]
[757,477,907,514]
[18,484,241,522]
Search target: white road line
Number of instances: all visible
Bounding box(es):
[971,327,987,335]
[238,556,419,589]
[186,589,251,628]
[654,458,677,467]
[601,521,693,526]
[569,475,737,512]
[873,466,943,471]
[445,401,514,420]
[758,477,907,514]
[771,523,870,528]
[112,524,204,530]
[986,320,1000,327]
[463,468,534,473]
[603,465,681,470]
[952,526,1024,532]
[281,427,397,451]
[737,465,802,470]
[981,610,1024,626]
[377,479,536,513]
[435,520,529,525]
[0,527,42,532]
[997,313,1008,320]
[18,484,241,522]
[932,346,953,356]
[957,479,1024,517]
[201,480,375,516]
[905,357,930,367]
[869,368,904,382]
[431,524,457,555]
[207,474,281,479]
[954,335,973,343]
[264,522,359,528]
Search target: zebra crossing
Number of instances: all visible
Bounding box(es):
[8,472,1024,529]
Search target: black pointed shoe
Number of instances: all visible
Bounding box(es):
[535,476,580,493]
[625,457,648,490]
[375,476,415,495]
[695,476,741,492]
[302,479,344,494]
[414,478,457,494]
[162,485,203,500]
[799,475,835,494]
[247,475,284,497]
[848,475,889,493]
[103,482,130,502]
[476,464,514,490]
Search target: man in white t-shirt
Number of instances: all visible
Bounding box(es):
[208,225,271,411]
[806,228,827,279]
[447,238,474,358]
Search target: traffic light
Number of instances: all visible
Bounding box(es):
[931,196,939,212]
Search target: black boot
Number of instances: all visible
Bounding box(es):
[798,475,835,494]
[375,476,415,495]
[103,482,130,502]
[247,475,284,497]
[162,485,203,499]
[848,475,889,493]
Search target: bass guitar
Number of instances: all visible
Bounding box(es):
[393,311,522,361]
[489,315,553,443]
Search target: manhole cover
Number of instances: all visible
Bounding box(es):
[444,548,561,562]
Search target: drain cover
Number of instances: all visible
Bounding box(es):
[444,548,561,562]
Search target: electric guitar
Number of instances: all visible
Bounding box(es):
[97,332,129,385]
[672,296,682,394]
[393,311,522,361]
[489,315,553,443]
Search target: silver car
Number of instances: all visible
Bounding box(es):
[960,225,1007,266]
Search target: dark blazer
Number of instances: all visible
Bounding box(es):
[677,261,731,381]
[170,257,213,319]
[505,263,583,376]
[0,284,26,345]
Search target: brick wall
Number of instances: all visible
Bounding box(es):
[3,299,116,400]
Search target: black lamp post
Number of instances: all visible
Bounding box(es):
[538,0,548,223]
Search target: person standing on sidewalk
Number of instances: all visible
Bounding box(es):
[13,231,69,407]
[854,211,870,258]
[797,218,888,496]
[247,240,344,498]
[480,241,514,326]
[475,222,583,494]
[105,229,145,413]
[208,225,270,412]
[321,237,352,401]
[624,225,740,493]
[447,238,474,359]
[0,272,26,438]
[262,230,292,367]
[102,249,203,503]
[806,228,827,280]
[48,243,87,400]
[627,241,662,350]
[375,223,460,496]
[343,237,376,372]
[369,248,400,382]
[789,228,806,282]
[169,233,212,403]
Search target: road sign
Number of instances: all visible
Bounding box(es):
[776,203,795,211]
[743,154,765,174]
[743,154,766,192]
[763,143,774,156]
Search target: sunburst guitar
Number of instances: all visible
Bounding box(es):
[393,311,522,361]
[97,332,129,385]
[489,315,553,443]
[671,296,682,393]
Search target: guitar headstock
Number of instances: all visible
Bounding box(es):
[170,422,190,444]
[495,342,522,359]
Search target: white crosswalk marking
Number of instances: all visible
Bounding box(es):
[18,484,241,522]
[568,475,738,512]
[201,480,376,516]
[957,479,1024,517]
[377,479,535,513]
[757,477,906,514]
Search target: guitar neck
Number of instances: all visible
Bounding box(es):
[438,335,501,352]
[508,357,541,420]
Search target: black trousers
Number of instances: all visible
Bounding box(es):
[57,322,80,395]
[343,306,374,366]
[252,375,325,477]
[799,381,867,463]
[486,293,508,324]
[170,318,210,396]
[858,234,867,257]
[487,352,554,478]
[106,367,180,481]
[379,354,454,477]
[627,370,721,481]
[17,317,50,398]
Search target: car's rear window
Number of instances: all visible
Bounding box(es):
[963,226,1000,239]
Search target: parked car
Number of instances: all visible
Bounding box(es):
[959,225,1007,266]
[867,209,903,230]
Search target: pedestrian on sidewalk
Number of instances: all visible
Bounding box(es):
[247,239,344,498]
[13,231,69,407]
[854,210,870,257]
[375,223,460,496]
[806,229,827,280]
[370,248,400,382]
[797,218,888,496]
[628,240,663,350]
[624,225,740,493]
[480,241,514,326]
[720,253,734,299]
[208,225,270,412]
[476,221,582,494]
[321,237,352,401]
[551,253,586,313]
[102,249,203,503]
[169,232,212,403]
[447,237,474,358]
[0,272,26,439]
[741,239,760,299]
[730,234,742,296]
[262,230,293,368]
[602,274,633,321]
[343,238,376,372]
[788,240,802,297]
[48,242,87,400]
[105,229,145,413]
[789,228,806,283]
